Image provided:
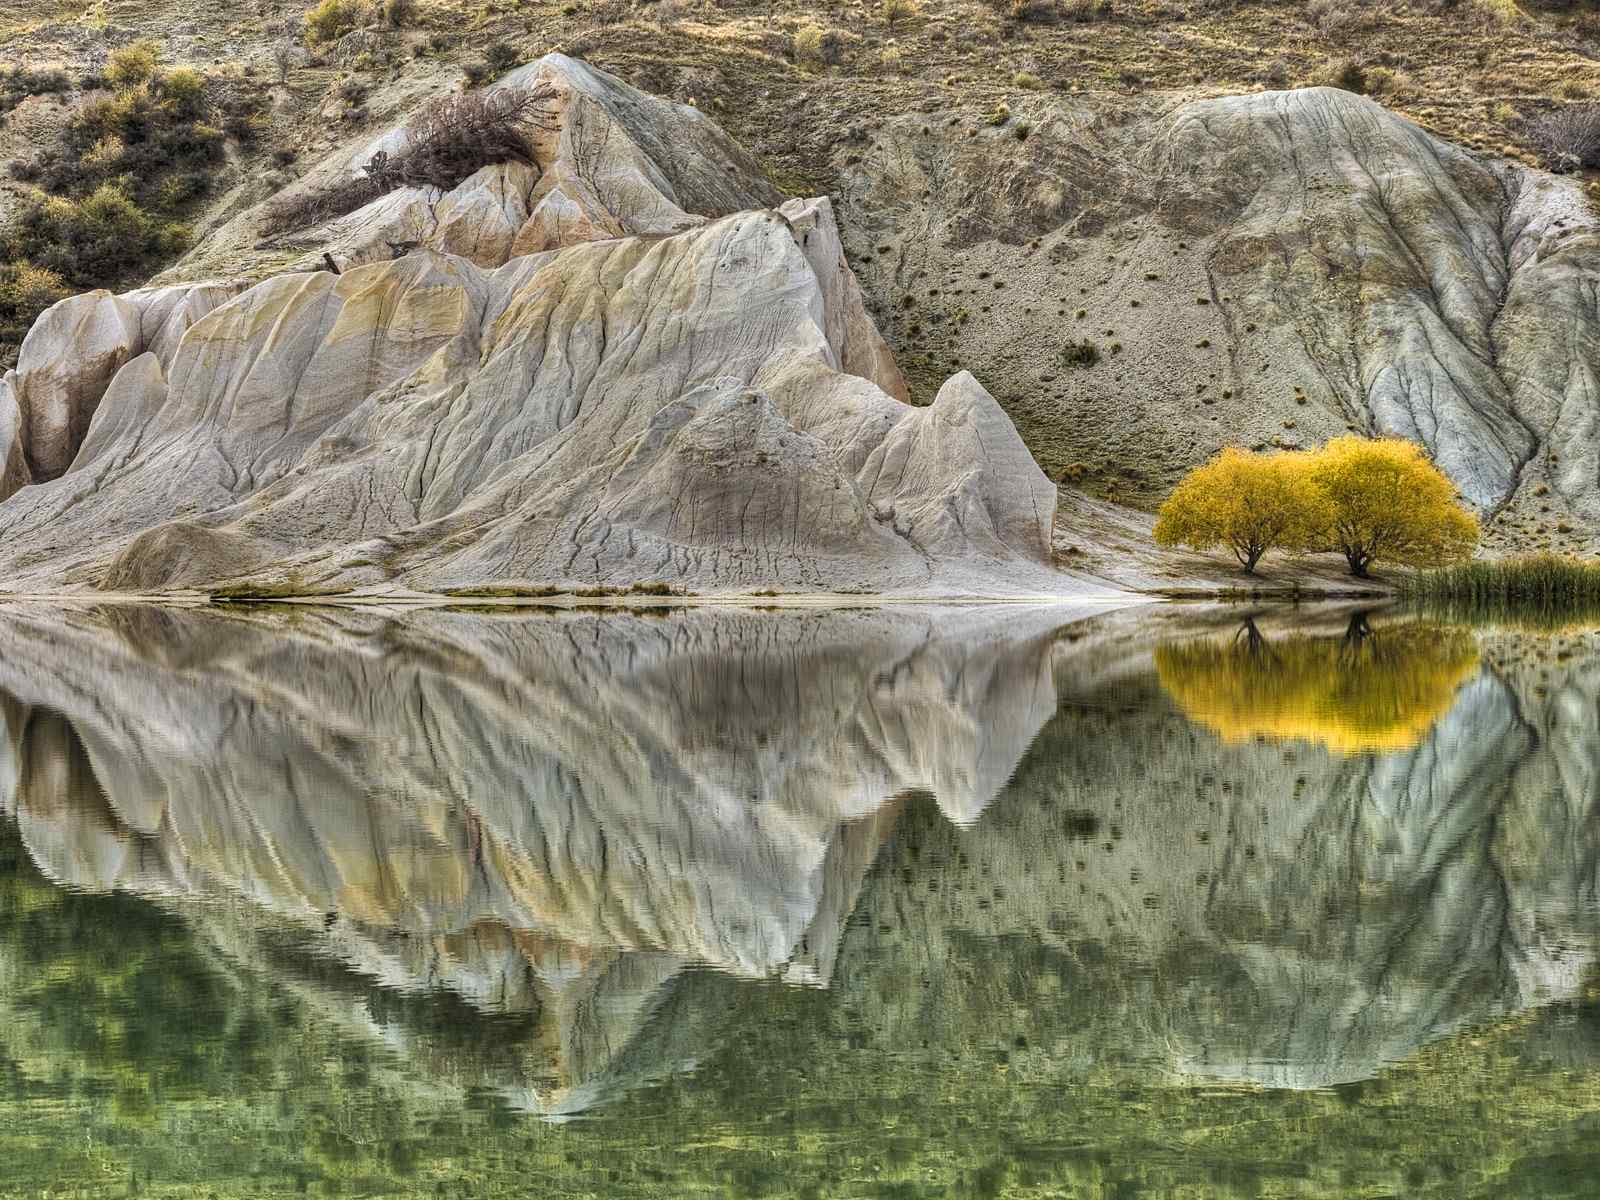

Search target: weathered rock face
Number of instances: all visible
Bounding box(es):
[0,374,32,503]
[0,602,1085,1111]
[0,55,1077,597]
[243,54,785,276]
[838,86,1600,551]
[9,283,245,485]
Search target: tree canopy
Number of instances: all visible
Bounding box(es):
[1309,435,1478,577]
[1152,447,1325,573]
[1153,437,1478,576]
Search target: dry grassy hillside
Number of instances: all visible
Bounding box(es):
[2,0,1596,320]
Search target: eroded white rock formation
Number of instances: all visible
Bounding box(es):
[0,55,1084,597]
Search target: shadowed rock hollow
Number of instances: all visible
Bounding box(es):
[0,56,1087,599]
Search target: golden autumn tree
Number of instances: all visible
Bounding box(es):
[1308,436,1478,577]
[1152,447,1326,574]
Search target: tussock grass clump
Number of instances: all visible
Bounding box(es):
[263,85,556,233]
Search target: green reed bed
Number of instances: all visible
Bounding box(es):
[1401,554,1600,629]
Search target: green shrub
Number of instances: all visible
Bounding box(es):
[105,40,161,89]
[794,23,844,67]
[1316,55,1367,95]
[156,66,208,112]
[1012,0,1059,20]
[303,0,363,46]
[1060,0,1108,19]
[484,41,522,74]
[48,84,227,210]
[883,0,918,27]
[382,0,415,25]
[1061,338,1100,368]
[0,262,71,349]
[0,55,226,345]
[0,185,189,288]
[0,67,73,118]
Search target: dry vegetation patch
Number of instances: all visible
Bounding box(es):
[0,0,1597,358]
[263,83,556,232]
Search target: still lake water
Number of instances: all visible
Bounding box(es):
[1,600,1599,1198]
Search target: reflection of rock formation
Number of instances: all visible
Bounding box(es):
[0,601,1086,1113]
[836,614,1600,1090]
[1154,614,1481,755]
[9,604,1600,1113]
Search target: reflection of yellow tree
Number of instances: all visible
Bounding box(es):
[1154,616,1480,755]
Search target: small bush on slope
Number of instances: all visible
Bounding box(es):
[303,0,365,46]
[1529,102,1600,172]
[262,85,557,233]
[0,45,236,358]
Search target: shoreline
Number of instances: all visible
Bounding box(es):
[0,585,1394,610]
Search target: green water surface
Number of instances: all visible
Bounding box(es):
[0,601,1596,1199]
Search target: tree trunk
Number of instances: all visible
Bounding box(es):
[1345,549,1369,578]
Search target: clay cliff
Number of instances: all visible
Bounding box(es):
[0,56,1082,598]
[838,86,1600,556]
[6,53,1599,592]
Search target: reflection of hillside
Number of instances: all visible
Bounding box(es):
[8,602,1600,1130]
[0,602,1086,1114]
[830,616,1600,1093]
[1154,616,1480,754]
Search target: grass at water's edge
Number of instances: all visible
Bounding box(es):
[1400,555,1600,630]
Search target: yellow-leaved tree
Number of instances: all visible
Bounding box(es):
[1309,436,1478,577]
[1152,447,1325,574]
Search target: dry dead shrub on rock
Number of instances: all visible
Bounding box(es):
[1529,102,1600,171]
[263,84,558,233]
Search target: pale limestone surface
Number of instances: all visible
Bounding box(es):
[2,216,1080,596]
[0,373,31,502]
[220,52,783,277]
[0,56,1088,598]
[13,290,139,481]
